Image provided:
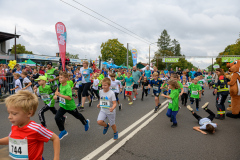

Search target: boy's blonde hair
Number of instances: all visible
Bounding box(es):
[5,90,39,116]
[102,78,111,86]
[13,73,20,78]
[153,72,158,77]
[60,71,69,78]
[110,73,116,77]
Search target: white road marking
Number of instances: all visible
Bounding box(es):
[81,100,169,160]
[98,103,169,160]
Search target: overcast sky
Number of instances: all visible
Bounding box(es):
[1,0,240,69]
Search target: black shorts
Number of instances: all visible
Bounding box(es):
[133,84,138,89]
[82,82,92,97]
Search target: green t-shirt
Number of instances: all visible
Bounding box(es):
[168,89,179,111]
[178,81,183,93]
[189,83,202,99]
[116,76,124,85]
[67,80,74,88]
[161,83,168,91]
[38,85,55,107]
[207,76,212,83]
[98,74,105,86]
[197,79,205,87]
[59,84,76,111]
[46,68,59,86]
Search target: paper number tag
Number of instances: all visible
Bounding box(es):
[41,95,50,101]
[169,99,172,103]
[153,86,159,91]
[9,137,28,159]
[59,97,66,105]
[192,91,198,95]
[144,86,148,89]
[100,100,110,108]
[111,87,116,90]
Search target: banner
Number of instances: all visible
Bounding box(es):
[162,58,179,63]
[55,22,67,71]
[131,48,138,66]
[222,57,240,62]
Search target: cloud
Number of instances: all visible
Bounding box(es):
[0,0,239,68]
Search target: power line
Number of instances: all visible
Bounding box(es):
[72,0,156,45]
[60,0,159,48]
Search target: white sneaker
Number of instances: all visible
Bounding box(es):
[187,105,193,112]
[133,97,136,101]
[201,102,209,109]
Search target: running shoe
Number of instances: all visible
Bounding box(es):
[79,106,84,112]
[114,132,118,140]
[196,108,199,111]
[154,106,159,113]
[77,103,81,107]
[89,100,92,107]
[103,123,109,135]
[191,101,194,104]
[187,105,193,112]
[171,123,178,128]
[119,104,122,111]
[129,102,133,105]
[85,119,90,131]
[201,102,209,109]
[59,130,68,140]
[133,96,136,101]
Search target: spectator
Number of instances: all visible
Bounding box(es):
[169,68,175,77]
[194,69,202,77]
[177,68,183,76]
[39,66,45,75]
[190,68,196,79]
[164,68,168,75]
[6,69,14,95]
[65,56,70,66]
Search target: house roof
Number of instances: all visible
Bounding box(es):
[0,31,20,43]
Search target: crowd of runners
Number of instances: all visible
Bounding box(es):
[0,60,230,159]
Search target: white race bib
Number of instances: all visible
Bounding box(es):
[153,86,159,91]
[59,97,66,105]
[41,94,50,101]
[192,91,198,95]
[100,100,110,108]
[77,81,82,85]
[144,86,148,89]
[9,137,28,159]
[169,99,172,103]
[110,87,116,90]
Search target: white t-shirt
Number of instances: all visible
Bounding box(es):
[15,79,22,93]
[199,118,217,130]
[23,77,33,92]
[93,79,99,90]
[110,80,122,93]
[99,90,116,114]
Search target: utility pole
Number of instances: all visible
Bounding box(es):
[127,43,129,69]
[15,26,17,60]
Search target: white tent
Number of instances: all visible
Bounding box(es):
[141,65,154,71]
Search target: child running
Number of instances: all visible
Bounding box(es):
[110,73,123,110]
[92,73,100,100]
[187,102,217,134]
[0,90,60,160]
[125,72,134,105]
[189,78,202,111]
[149,72,163,112]
[10,73,22,93]
[97,78,118,140]
[181,79,189,106]
[54,72,90,140]
[21,71,33,92]
[141,76,149,101]
[161,80,180,128]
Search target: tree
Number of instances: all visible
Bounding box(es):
[66,52,79,59]
[215,38,240,71]
[11,44,33,54]
[100,39,133,66]
[172,39,181,56]
[157,29,172,51]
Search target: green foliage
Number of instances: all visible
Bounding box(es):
[66,52,79,59]
[100,39,133,66]
[11,44,33,54]
[152,29,197,70]
[215,38,240,71]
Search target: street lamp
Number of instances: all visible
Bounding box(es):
[149,42,158,67]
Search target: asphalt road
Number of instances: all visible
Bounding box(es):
[0,87,239,160]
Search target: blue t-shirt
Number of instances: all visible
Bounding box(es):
[144,70,152,79]
[190,71,196,79]
[164,70,168,74]
[150,78,163,93]
[80,67,93,83]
